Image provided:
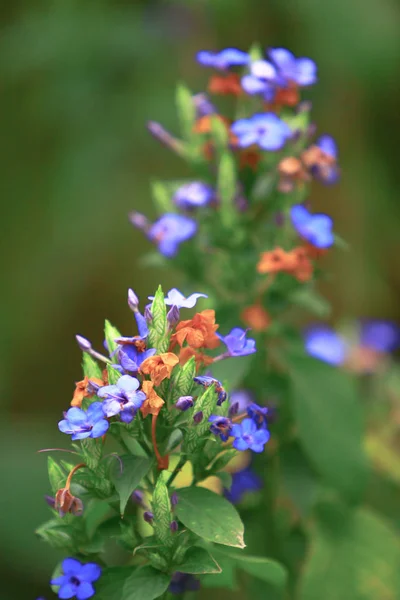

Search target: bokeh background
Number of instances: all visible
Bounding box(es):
[1,0,400,597]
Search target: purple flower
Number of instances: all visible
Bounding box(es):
[115,337,156,373]
[268,47,317,87]
[224,466,262,504]
[153,288,208,309]
[231,418,270,453]
[193,375,227,405]
[75,335,92,352]
[143,511,154,524]
[247,402,268,428]
[291,204,334,248]
[51,557,101,600]
[218,327,256,357]
[241,60,277,101]
[304,326,348,365]
[176,396,194,411]
[231,113,292,151]
[208,415,233,441]
[360,320,400,353]
[193,93,216,117]
[173,182,214,209]
[197,48,249,70]
[148,214,197,258]
[311,135,340,185]
[58,403,109,441]
[229,389,254,412]
[169,572,200,595]
[97,375,146,423]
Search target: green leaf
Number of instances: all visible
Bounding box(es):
[289,287,331,318]
[148,285,169,353]
[217,152,237,228]
[36,520,73,550]
[95,567,133,600]
[220,549,288,589]
[217,472,232,490]
[280,441,318,518]
[170,356,196,405]
[202,553,238,590]
[110,454,153,515]
[151,180,175,214]
[47,457,66,493]
[175,546,221,574]
[287,353,369,503]
[211,115,229,155]
[80,438,103,472]
[176,83,196,141]
[175,487,245,548]
[104,319,121,356]
[122,566,170,600]
[300,500,400,600]
[183,386,218,453]
[82,353,103,379]
[107,363,121,385]
[209,449,237,473]
[152,473,173,547]
[211,355,253,391]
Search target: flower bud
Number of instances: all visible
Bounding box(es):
[170,520,179,533]
[75,335,92,352]
[44,494,55,508]
[193,93,216,117]
[128,288,140,312]
[176,396,194,412]
[193,411,203,424]
[131,490,145,506]
[170,492,178,506]
[228,402,239,418]
[144,305,153,323]
[55,488,84,517]
[129,211,149,231]
[167,305,180,329]
[143,510,154,524]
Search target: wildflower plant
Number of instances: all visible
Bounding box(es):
[37,44,400,599]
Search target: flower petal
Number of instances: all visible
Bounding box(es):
[58,584,77,599]
[65,408,87,425]
[90,419,109,438]
[233,438,250,451]
[79,563,102,583]
[61,558,82,575]
[118,375,140,394]
[76,582,95,600]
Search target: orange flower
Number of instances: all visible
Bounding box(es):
[71,376,104,408]
[179,346,214,371]
[302,242,328,260]
[193,114,229,134]
[172,309,220,350]
[277,156,310,193]
[257,246,313,283]
[140,352,179,386]
[140,380,165,418]
[208,73,243,96]
[290,247,313,282]
[241,305,271,332]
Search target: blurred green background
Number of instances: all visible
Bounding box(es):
[1,0,400,597]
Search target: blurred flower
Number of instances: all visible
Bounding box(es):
[218,327,256,357]
[172,309,220,349]
[231,113,291,151]
[58,403,109,440]
[241,305,271,332]
[257,246,313,282]
[268,47,317,86]
[193,93,216,117]
[241,59,277,101]
[173,182,214,209]
[209,415,233,441]
[302,135,339,185]
[140,380,165,418]
[360,320,400,353]
[278,156,310,193]
[175,396,194,411]
[194,375,227,405]
[140,352,179,386]
[130,212,197,258]
[208,73,243,95]
[97,375,146,423]
[115,337,156,373]
[150,288,208,309]
[231,419,270,453]
[169,572,200,595]
[197,48,249,70]
[51,558,101,600]
[229,389,255,412]
[247,403,269,428]
[224,466,262,504]
[291,205,334,248]
[71,375,104,408]
[304,326,348,366]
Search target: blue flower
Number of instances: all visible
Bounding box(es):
[247,402,268,428]
[302,135,340,185]
[51,557,101,600]
[150,288,208,309]
[231,418,270,453]
[229,389,255,412]
[231,113,292,151]
[97,375,146,423]
[218,327,256,357]
[360,320,400,353]
[304,326,348,365]
[114,337,156,373]
[148,214,197,258]
[224,466,262,504]
[169,572,200,595]
[197,48,249,70]
[173,182,214,209]
[290,204,334,248]
[208,415,233,441]
[268,47,317,87]
[193,375,227,405]
[58,403,109,441]
[241,59,277,101]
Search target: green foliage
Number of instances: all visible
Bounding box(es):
[299,499,400,599]
[174,486,245,548]
[170,356,196,405]
[152,472,173,547]
[122,566,170,600]
[82,353,103,379]
[174,546,221,574]
[110,454,153,516]
[147,285,169,353]
[47,457,67,493]
[183,385,218,454]
[217,152,237,229]
[287,353,369,503]
[80,438,103,472]
[176,83,196,142]
[107,363,122,385]
[104,320,121,356]
[151,180,176,214]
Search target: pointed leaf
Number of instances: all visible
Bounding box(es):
[217,152,237,228]
[122,566,170,600]
[82,353,103,379]
[175,486,245,548]
[110,454,153,515]
[148,285,169,353]
[222,550,288,589]
[175,547,221,574]
[151,180,175,214]
[47,457,67,493]
[152,473,173,547]
[104,320,121,357]
[176,83,196,141]
[107,364,121,385]
[170,356,196,404]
